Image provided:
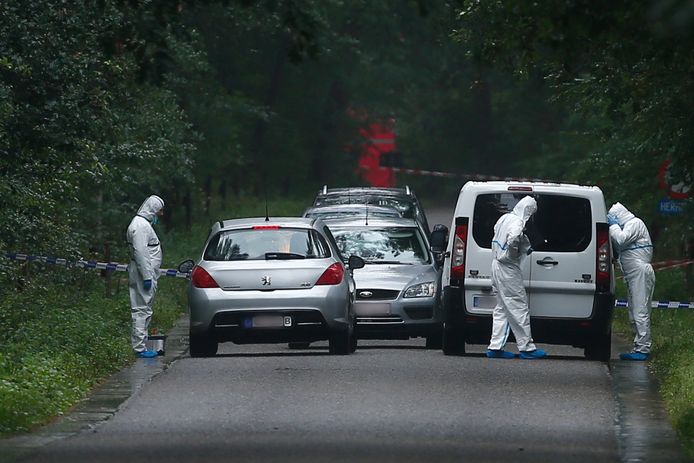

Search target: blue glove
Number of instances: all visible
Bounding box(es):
[526,247,534,255]
[143,279,152,291]
[607,213,619,226]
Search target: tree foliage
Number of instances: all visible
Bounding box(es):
[453,0,693,234]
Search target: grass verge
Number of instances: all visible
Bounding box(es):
[0,197,307,436]
[613,267,694,457]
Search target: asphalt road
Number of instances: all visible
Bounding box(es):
[12,341,619,463]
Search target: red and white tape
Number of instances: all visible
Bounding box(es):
[388,166,550,183]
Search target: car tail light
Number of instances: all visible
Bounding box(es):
[596,224,611,292]
[450,217,468,281]
[508,186,533,192]
[191,266,220,288]
[253,225,280,230]
[316,263,344,285]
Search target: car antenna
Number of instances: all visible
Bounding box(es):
[365,205,369,226]
[264,182,270,222]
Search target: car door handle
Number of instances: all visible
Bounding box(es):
[536,258,559,266]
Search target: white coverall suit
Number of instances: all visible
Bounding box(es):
[488,196,538,352]
[126,195,164,353]
[608,202,655,354]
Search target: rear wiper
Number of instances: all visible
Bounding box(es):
[265,252,306,260]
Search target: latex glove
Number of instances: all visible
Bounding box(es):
[526,247,534,256]
[607,213,619,226]
[143,279,152,291]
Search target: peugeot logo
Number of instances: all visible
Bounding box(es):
[359,290,373,298]
[261,276,271,286]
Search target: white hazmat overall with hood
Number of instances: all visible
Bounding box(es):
[126,195,164,354]
[608,202,655,354]
[488,196,538,353]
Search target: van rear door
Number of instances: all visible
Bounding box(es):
[525,193,595,318]
[465,192,532,314]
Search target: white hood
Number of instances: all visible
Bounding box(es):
[512,196,537,227]
[137,195,165,222]
[608,202,635,227]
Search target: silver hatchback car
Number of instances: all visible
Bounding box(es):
[322,217,443,347]
[180,217,365,357]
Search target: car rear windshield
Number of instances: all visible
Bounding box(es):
[472,193,592,252]
[315,195,416,219]
[204,228,331,261]
[330,226,430,264]
[304,207,401,220]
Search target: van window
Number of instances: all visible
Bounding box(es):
[472,193,592,252]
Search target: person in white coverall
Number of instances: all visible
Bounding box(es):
[608,202,655,361]
[487,196,547,359]
[126,195,165,358]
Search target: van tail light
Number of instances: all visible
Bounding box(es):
[316,263,344,285]
[191,266,220,288]
[596,224,611,292]
[450,217,469,281]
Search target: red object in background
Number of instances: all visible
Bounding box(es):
[658,158,690,199]
[354,116,397,187]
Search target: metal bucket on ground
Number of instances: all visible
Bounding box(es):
[146,335,167,355]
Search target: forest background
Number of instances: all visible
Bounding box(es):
[0,0,693,451]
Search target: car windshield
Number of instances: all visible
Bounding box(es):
[330,226,429,264]
[315,195,416,219]
[472,193,592,252]
[204,228,331,261]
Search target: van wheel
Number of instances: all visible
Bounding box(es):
[189,334,218,357]
[442,323,466,355]
[584,330,611,362]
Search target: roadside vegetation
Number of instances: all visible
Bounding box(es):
[613,267,694,457]
[0,197,305,436]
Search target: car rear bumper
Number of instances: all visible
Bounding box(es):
[443,286,615,347]
[188,286,350,340]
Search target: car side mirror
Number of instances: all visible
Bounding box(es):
[177,259,195,274]
[348,255,365,270]
[429,224,448,254]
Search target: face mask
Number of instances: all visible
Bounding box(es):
[152,215,159,225]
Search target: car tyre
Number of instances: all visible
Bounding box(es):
[288,342,311,349]
[584,330,611,362]
[329,330,351,355]
[442,322,466,355]
[189,334,218,357]
[425,331,443,349]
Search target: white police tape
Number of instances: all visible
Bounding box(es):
[615,299,693,309]
[3,252,693,304]
[2,252,190,279]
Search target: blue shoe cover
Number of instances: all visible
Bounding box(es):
[620,352,648,361]
[519,349,547,359]
[486,349,516,359]
[137,350,158,358]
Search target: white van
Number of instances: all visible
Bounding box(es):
[432,181,615,361]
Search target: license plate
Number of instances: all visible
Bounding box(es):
[472,295,497,309]
[247,314,292,328]
[354,303,391,316]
